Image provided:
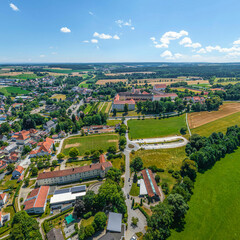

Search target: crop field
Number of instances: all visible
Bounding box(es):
[105,72,155,76]
[170,147,240,240]
[100,102,111,113]
[191,111,240,137]
[171,87,203,93]
[61,133,119,156]
[43,68,91,74]
[83,104,92,114]
[0,73,38,80]
[188,102,240,129]
[0,86,29,96]
[135,79,209,86]
[0,71,34,76]
[128,115,186,139]
[50,94,66,100]
[96,79,127,85]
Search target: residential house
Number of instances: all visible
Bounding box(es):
[12,130,30,145]
[0,193,7,206]
[12,103,24,109]
[12,165,24,179]
[112,94,135,111]
[152,93,178,101]
[24,186,50,214]
[44,120,56,132]
[36,161,112,186]
[0,161,7,170]
[153,84,167,92]
[29,138,54,158]
[3,143,17,154]
[0,212,10,227]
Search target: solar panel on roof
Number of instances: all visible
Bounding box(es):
[71,185,86,193]
[54,188,70,195]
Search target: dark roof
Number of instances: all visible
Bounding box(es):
[107,212,122,232]
[37,162,112,180]
[47,228,64,240]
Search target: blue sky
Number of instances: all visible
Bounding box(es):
[1,0,240,63]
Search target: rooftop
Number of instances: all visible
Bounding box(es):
[107,212,122,233]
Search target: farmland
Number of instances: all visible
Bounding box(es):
[96,79,127,85]
[128,115,186,139]
[61,133,119,156]
[188,102,240,129]
[0,86,29,96]
[170,147,240,240]
[0,73,38,80]
[191,111,240,137]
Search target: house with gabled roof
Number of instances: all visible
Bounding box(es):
[12,165,24,179]
[29,138,54,157]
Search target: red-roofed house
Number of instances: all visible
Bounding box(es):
[0,161,7,171]
[12,130,30,145]
[141,169,161,199]
[29,138,54,157]
[0,193,7,206]
[153,93,178,101]
[99,154,106,163]
[12,103,24,109]
[112,94,135,111]
[24,186,50,214]
[153,84,167,92]
[12,166,24,179]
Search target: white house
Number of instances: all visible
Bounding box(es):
[0,193,7,206]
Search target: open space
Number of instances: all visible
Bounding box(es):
[188,102,240,129]
[50,94,66,100]
[170,147,240,240]
[128,115,186,139]
[96,79,127,85]
[61,133,119,156]
[0,86,29,96]
[191,110,240,137]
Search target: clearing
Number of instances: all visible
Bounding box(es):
[61,134,119,156]
[188,102,240,129]
[170,147,240,240]
[128,115,186,139]
[50,94,66,100]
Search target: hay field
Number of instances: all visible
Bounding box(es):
[188,102,240,129]
[96,79,127,85]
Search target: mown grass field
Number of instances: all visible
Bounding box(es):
[107,119,121,126]
[191,111,240,137]
[0,86,29,96]
[62,134,119,156]
[128,115,186,139]
[170,147,240,240]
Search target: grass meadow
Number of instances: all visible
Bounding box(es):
[191,111,240,137]
[170,147,240,240]
[61,133,119,156]
[0,86,29,96]
[128,115,186,139]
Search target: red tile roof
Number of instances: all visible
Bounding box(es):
[114,94,136,105]
[154,93,178,98]
[24,186,49,210]
[37,162,112,180]
[0,193,6,201]
[142,169,161,198]
[154,84,167,89]
[14,165,24,174]
[99,154,106,163]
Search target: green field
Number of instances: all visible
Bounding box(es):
[62,134,119,156]
[0,74,38,80]
[107,119,121,126]
[44,68,92,74]
[0,86,29,96]
[170,147,240,240]
[128,115,186,139]
[130,183,140,196]
[191,111,240,137]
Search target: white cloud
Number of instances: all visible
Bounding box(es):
[155,43,168,48]
[89,11,94,16]
[197,48,207,54]
[40,55,45,58]
[116,19,135,30]
[150,37,156,41]
[113,35,120,40]
[174,53,183,59]
[160,30,188,45]
[233,39,240,45]
[179,37,201,48]
[60,27,71,33]
[91,39,98,43]
[83,40,89,43]
[10,3,19,11]
[93,32,112,39]
[161,50,173,58]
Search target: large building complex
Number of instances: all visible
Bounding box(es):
[37,161,112,186]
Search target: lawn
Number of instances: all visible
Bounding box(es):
[61,134,119,156]
[81,216,94,227]
[130,183,140,196]
[65,159,93,167]
[110,155,125,171]
[107,119,121,126]
[170,147,240,240]
[0,87,29,96]
[128,115,186,139]
[191,111,240,137]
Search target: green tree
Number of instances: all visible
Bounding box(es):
[92,212,107,232]
[0,122,11,134]
[124,103,128,113]
[155,174,160,183]
[10,211,42,240]
[69,147,79,158]
[113,108,117,116]
[106,168,122,183]
[130,157,143,172]
[52,160,58,167]
[84,224,95,238]
[31,167,38,176]
[131,217,139,226]
[24,178,30,187]
[57,153,65,160]
[107,146,117,154]
[7,163,15,173]
[180,127,187,135]
[180,158,198,181]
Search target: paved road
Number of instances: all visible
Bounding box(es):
[68,99,84,118]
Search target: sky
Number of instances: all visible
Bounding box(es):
[1,0,240,63]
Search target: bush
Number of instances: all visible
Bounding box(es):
[172,171,180,179]
[168,169,174,173]
[162,182,169,195]
[83,211,92,219]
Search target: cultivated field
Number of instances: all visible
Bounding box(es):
[0,86,29,96]
[105,72,155,76]
[0,71,34,76]
[61,134,119,156]
[170,147,240,240]
[191,111,240,137]
[96,79,127,85]
[135,79,209,86]
[128,115,187,139]
[50,94,66,100]
[188,102,240,129]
